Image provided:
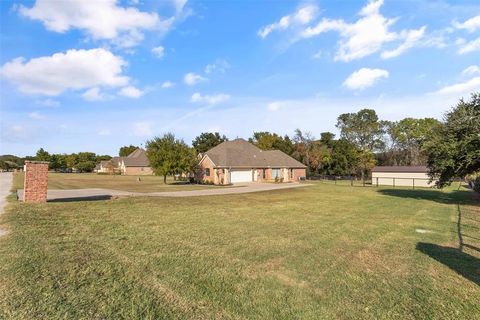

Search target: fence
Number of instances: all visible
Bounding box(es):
[308,175,433,189]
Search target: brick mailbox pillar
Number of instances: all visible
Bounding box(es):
[23,161,49,203]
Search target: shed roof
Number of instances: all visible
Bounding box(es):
[204,139,306,168]
[372,166,428,173]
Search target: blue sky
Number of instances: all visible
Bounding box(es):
[1,0,479,156]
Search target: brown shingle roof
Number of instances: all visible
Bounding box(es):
[204,139,306,168]
[372,166,428,173]
[122,148,150,167]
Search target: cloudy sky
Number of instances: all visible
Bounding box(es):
[1,0,479,156]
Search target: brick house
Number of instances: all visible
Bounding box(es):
[98,148,153,175]
[197,139,306,185]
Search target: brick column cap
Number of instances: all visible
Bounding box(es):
[25,161,49,164]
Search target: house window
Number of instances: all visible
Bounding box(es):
[205,168,210,177]
[290,168,294,178]
[272,168,280,179]
[262,169,266,179]
[141,167,144,171]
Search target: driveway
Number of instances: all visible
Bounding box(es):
[0,172,12,236]
[17,182,310,202]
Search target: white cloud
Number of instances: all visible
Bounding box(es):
[343,68,389,90]
[0,48,129,96]
[191,92,230,105]
[98,129,111,136]
[267,102,284,111]
[458,37,480,54]
[462,65,480,76]
[161,81,175,88]
[312,50,322,59]
[173,0,188,13]
[184,72,208,85]
[301,0,426,62]
[205,59,230,74]
[453,15,480,33]
[119,86,144,98]
[381,26,426,59]
[434,77,480,95]
[132,121,153,137]
[28,111,46,120]
[152,46,165,58]
[258,4,318,38]
[18,0,163,48]
[82,87,108,101]
[36,98,59,107]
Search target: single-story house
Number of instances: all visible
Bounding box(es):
[371,166,435,187]
[197,139,306,185]
[97,148,153,175]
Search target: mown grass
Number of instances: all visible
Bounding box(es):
[12,172,228,193]
[0,181,479,319]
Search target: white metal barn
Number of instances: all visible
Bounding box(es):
[371,166,435,188]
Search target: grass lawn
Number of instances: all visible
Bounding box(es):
[0,181,479,319]
[12,172,229,193]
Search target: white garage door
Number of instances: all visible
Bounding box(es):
[230,170,252,183]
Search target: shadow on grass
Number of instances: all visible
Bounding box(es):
[416,242,480,286]
[48,195,113,202]
[377,188,473,205]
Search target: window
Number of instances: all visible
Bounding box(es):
[205,168,210,177]
[290,169,294,178]
[272,168,280,179]
[262,169,266,179]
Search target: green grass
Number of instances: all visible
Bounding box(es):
[0,181,479,319]
[12,172,229,193]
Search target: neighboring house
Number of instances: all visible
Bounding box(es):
[97,149,153,175]
[371,166,435,187]
[197,139,306,184]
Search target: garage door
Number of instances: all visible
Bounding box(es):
[230,170,252,183]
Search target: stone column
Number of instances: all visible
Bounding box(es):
[23,161,49,203]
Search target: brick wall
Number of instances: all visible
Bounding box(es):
[23,161,49,203]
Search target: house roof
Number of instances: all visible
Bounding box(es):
[122,148,150,167]
[372,166,428,173]
[203,139,306,168]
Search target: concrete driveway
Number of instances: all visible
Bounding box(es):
[0,172,12,236]
[17,182,310,202]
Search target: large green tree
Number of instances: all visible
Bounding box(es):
[192,132,228,153]
[426,93,480,188]
[383,118,441,166]
[336,109,383,179]
[146,133,197,184]
[35,148,51,162]
[249,132,294,155]
[119,145,139,157]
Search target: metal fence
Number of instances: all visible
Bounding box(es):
[308,175,433,189]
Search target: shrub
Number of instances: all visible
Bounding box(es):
[473,176,480,193]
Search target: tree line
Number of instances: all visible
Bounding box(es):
[2,93,478,188]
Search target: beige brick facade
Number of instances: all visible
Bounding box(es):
[23,161,49,203]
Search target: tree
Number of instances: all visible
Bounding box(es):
[76,161,96,172]
[336,109,384,151]
[119,145,139,157]
[384,118,441,166]
[425,93,480,188]
[249,132,294,155]
[292,129,315,170]
[192,132,227,153]
[336,109,384,180]
[146,133,197,184]
[35,148,51,162]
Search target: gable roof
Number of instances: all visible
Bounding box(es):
[204,139,306,168]
[123,148,150,167]
[372,166,428,173]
